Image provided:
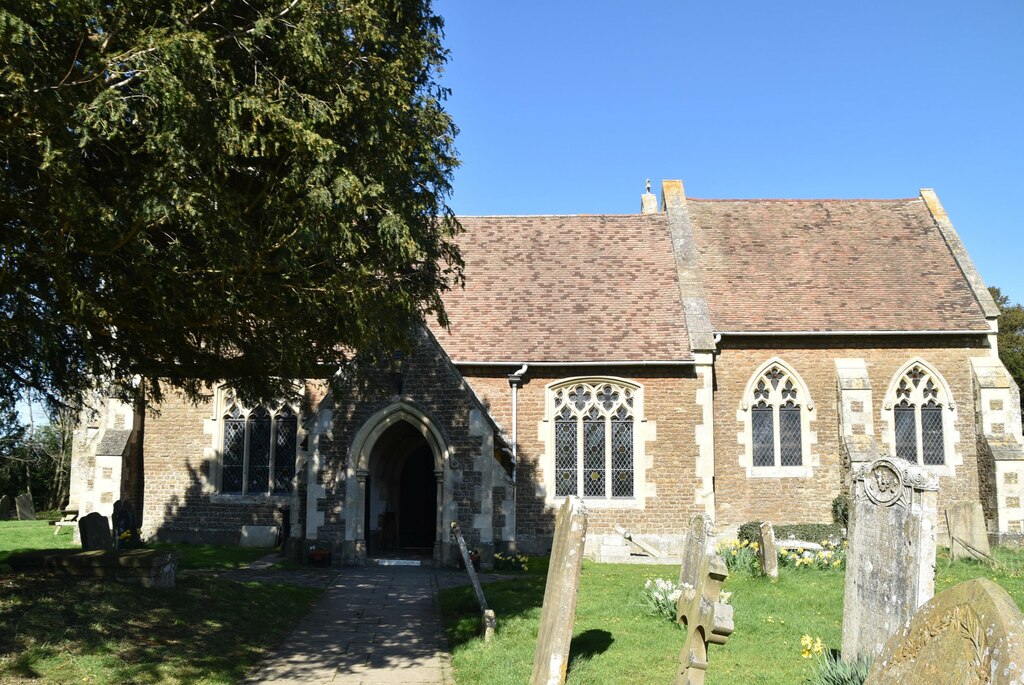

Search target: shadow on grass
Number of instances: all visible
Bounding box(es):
[0,573,319,683]
[567,628,614,673]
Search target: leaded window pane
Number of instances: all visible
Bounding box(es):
[555,419,577,497]
[222,409,245,494]
[752,407,774,467]
[248,407,271,493]
[273,408,298,493]
[583,419,605,497]
[894,405,916,461]
[921,404,945,465]
[779,405,802,466]
[611,419,633,497]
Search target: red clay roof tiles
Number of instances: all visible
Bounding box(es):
[429,214,693,363]
[688,198,990,333]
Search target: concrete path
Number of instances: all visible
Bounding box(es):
[244,565,459,685]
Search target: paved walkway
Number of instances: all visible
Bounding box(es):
[240,564,481,685]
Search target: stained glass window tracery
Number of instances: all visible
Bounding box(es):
[220,393,298,495]
[552,380,636,499]
[747,363,806,469]
[890,364,947,466]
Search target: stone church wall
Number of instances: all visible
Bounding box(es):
[712,336,989,531]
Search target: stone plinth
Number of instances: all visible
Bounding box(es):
[842,458,938,661]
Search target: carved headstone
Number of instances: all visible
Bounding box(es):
[757,521,778,580]
[945,502,991,561]
[0,494,11,520]
[79,512,112,551]
[842,457,938,661]
[675,514,734,685]
[865,578,1024,685]
[112,499,140,548]
[451,521,495,642]
[531,496,587,685]
[15,493,36,520]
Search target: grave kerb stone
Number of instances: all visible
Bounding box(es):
[842,457,938,662]
[531,496,588,685]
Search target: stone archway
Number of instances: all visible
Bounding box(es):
[343,402,449,565]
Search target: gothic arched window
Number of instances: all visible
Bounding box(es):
[220,394,298,495]
[891,364,947,466]
[748,363,806,468]
[552,381,636,499]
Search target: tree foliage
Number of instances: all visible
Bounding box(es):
[1,0,461,410]
[991,287,1024,403]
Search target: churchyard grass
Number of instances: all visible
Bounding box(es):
[0,519,77,562]
[440,551,1024,685]
[0,523,320,684]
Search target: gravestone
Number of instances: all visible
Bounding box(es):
[451,520,496,642]
[15,493,36,520]
[531,496,588,685]
[757,521,778,580]
[79,512,112,551]
[0,494,10,520]
[945,502,991,561]
[675,514,733,685]
[842,457,938,661]
[865,578,1024,684]
[112,500,141,548]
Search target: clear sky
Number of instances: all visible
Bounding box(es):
[434,1,1024,304]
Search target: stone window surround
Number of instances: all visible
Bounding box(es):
[880,358,961,477]
[538,376,654,510]
[203,383,305,504]
[737,358,818,478]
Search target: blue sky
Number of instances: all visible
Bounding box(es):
[435,1,1024,304]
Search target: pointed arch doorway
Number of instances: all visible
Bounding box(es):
[366,421,437,557]
[344,402,448,565]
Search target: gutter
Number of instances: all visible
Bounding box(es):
[452,359,697,367]
[715,330,988,337]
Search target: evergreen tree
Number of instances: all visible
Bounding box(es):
[1,0,461,410]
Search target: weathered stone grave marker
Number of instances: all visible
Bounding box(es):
[450,520,496,642]
[79,512,112,551]
[865,578,1024,685]
[842,457,938,661]
[112,499,140,548]
[531,496,587,685]
[757,521,778,580]
[675,514,733,685]
[945,501,991,562]
[15,493,36,520]
[0,494,11,520]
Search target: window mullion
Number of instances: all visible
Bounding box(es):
[576,415,584,497]
[605,417,612,498]
[773,404,782,468]
[268,414,276,494]
[242,414,251,495]
[915,404,924,465]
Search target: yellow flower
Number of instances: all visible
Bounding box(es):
[814,638,824,655]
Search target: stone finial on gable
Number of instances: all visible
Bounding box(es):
[641,178,659,214]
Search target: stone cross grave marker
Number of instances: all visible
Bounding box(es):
[842,457,938,661]
[15,493,36,520]
[945,501,991,562]
[865,578,1024,685]
[757,521,778,580]
[531,496,588,685]
[0,494,10,520]
[675,514,734,685]
[450,520,497,642]
[79,512,113,551]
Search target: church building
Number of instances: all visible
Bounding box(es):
[70,180,1024,565]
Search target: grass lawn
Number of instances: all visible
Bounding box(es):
[0,520,321,684]
[440,550,1024,685]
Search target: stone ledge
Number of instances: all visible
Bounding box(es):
[4,549,181,588]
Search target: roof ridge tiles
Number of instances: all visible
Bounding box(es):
[687,197,920,203]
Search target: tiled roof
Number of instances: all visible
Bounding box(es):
[688,198,990,333]
[430,214,693,363]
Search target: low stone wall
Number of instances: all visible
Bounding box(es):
[5,549,181,588]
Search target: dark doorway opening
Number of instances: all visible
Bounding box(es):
[366,421,437,558]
